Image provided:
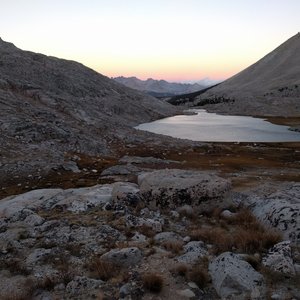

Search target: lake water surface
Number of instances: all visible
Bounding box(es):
[136,109,300,142]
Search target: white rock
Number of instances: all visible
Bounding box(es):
[0,189,62,219]
[251,184,300,243]
[26,248,52,267]
[24,213,45,226]
[101,247,143,267]
[154,231,182,244]
[131,232,147,242]
[138,169,231,209]
[209,252,265,300]
[52,184,113,213]
[62,161,81,173]
[221,209,236,219]
[111,182,140,207]
[183,236,191,243]
[176,289,196,298]
[177,241,208,264]
[66,276,103,296]
[262,241,296,276]
[125,214,163,233]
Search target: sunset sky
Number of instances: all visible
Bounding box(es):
[1,0,299,82]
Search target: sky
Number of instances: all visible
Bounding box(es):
[0,0,299,82]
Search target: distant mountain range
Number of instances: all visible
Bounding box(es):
[113,76,217,97]
[191,33,300,116]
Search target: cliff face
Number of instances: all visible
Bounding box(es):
[197,33,300,116]
[0,38,179,177]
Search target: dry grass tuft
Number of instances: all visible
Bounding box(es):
[139,224,156,238]
[0,278,36,300]
[88,257,119,281]
[190,227,234,253]
[36,276,58,291]
[143,273,164,293]
[0,258,30,276]
[187,258,210,288]
[162,241,183,254]
[172,264,189,277]
[243,255,261,271]
[190,208,282,255]
[234,228,282,254]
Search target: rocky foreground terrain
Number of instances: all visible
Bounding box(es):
[0,163,299,299]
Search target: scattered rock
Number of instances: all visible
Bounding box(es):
[131,232,147,243]
[25,248,52,268]
[220,209,236,219]
[24,213,45,226]
[209,252,265,300]
[111,182,141,207]
[101,164,144,176]
[101,247,143,267]
[66,276,103,297]
[176,288,196,298]
[119,283,132,298]
[119,155,180,165]
[154,231,182,244]
[177,241,208,264]
[177,204,194,216]
[61,161,81,173]
[125,214,163,233]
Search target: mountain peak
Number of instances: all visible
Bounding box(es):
[196,33,300,116]
[0,37,17,50]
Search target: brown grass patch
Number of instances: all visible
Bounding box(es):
[139,224,156,238]
[243,255,261,271]
[0,258,30,276]
[162,241,183,254]
[171,264,189,277]
[189,208,282,254]
[142,273,164,293]
[87,257,119,281]
[188,266,210,289]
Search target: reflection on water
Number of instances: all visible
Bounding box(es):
[136,109,300,142]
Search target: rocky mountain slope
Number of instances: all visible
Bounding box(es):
[0,38,179,179]
[114,76,206,97]
[194,33,300,116]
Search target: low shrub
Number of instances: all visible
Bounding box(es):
[188,265,210,289]
[87,257,118,281]
[162,241,183,254]
[143,273,164,293]
[172,263,188,277]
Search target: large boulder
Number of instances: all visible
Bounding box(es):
[138,169,231,209]
[0,189,63,219]
[209,252,265,300]
[51,184,113,213]
[262,241,296,276]
[250,184,300,243]
[111,182,141,207]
